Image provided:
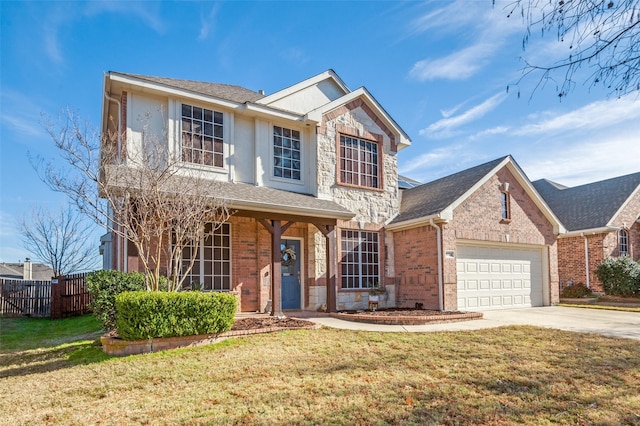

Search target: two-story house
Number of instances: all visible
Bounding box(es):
[100,70,411,314]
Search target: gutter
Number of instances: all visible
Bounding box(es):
[559,226,619,238]
[429,218,444,311]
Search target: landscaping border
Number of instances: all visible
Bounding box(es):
[330,311,483,325]
[101,322,321,356]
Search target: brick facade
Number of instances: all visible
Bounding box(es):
[393,165,560,311]
[557,188,640,294]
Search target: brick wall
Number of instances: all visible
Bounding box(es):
[393,226,440,309]
[557,234,605,293]
[392,165,560,311]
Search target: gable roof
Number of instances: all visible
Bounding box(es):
[389,155,563,233]
[109,72,265,104]
[256,69,350,107]
[533,172,640,232]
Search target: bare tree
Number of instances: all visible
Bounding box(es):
[34,108,231,291]
[506,0,640,98]
[19,205,99,276]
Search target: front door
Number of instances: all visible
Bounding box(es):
[281,239,301,309]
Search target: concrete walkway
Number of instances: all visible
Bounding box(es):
[292,306,640,340]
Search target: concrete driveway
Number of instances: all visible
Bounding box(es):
[299,306,640,340]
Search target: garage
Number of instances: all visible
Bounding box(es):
[456,244,545,310]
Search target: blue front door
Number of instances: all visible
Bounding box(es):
[281,239,301,310]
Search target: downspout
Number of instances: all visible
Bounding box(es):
[581,233,590,289]
[429,218,444,311]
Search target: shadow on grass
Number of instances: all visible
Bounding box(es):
[0,339,114,379]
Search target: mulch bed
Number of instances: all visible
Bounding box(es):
[332,308,483,325]
[231,317,315,331]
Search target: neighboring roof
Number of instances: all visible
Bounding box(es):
[109,72,265,104]
[392,156,509,225]
[0,263,55,281]
[398,175,422,190]
[533,172,640,231]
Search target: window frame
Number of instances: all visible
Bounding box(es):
[178,222,232,292]
[337,133,382,190]
[180,103,225,169]
[272,125,303,183]
[619,229,629,256]
[340,230,380,290]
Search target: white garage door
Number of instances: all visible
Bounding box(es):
[457,244,544,311]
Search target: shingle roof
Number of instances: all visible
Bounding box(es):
[111,72,265,104]
[103,165,354,220]
[532,172,640,231]
[392,156,509,224]
[214,181,354,219]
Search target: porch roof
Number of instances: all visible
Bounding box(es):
[214,181,355,220]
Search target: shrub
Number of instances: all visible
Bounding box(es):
[115,291,237,340]
[87,270,146,331]
[560,283,592,298]
[595,257,640,296]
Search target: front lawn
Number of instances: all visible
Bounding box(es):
[1,317,639,425]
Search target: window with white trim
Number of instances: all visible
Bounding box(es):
[273,126,301,180]
[180,223,231,291]
[339,135,379,189]
[341,230,379,289]
[619,229,629,256]
[181,104,224,167]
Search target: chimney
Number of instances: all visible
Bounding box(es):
[258,89,265,96]
[23,258,32,280]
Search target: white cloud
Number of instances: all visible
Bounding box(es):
[399,145,462,175]
[420,92,509,138]
[409,43,496,81]
[198,4,220,41]
[469,126,510,140]
[513,95,640,136]
[521,127,640,186]
[408,0,525,81]
[84,2,165,33]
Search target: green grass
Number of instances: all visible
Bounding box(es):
[1,317,639,425]
[0,314,104,352]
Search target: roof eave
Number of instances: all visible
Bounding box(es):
[559,226,620,238]
[385,213,450,231]
[228,199,354,221]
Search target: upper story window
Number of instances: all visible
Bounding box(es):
[619,229,629,256]
[273,126,301,180]
[181,104,223,168]
[500,191,511,221]
[339,135,379,189]
[341,230,379,289]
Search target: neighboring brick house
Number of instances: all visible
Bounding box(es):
[388,156,564,311]
[533,173,640,293]
[100,70,411,314]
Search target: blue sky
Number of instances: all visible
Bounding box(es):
[1,1,639,263]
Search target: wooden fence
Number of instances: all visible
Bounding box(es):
[1,272,92,319]
[51,273,91,319]
[0,279,52,318]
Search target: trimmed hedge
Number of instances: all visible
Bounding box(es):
[87,270,147,331]
[595,257,640,296]
[115,291,237,340]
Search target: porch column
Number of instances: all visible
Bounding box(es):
[271,220,284,317]
[325,226,337,312]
